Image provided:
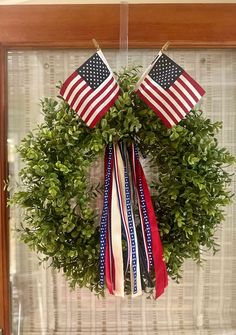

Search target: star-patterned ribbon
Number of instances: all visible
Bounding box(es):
[99,142,168,298]
[130,143,168,298]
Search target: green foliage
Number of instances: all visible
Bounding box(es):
[11,66,235,296]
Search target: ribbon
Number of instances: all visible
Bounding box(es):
[99,144,113,289]
[118,143,142,296]
[99,141,168,299]
[113,144,131,274]
[130,145,153,273]
[131,143,168,298]
[111,143,125,296]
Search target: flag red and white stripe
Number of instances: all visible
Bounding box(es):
[60,50,120,128]
[135,52,205,128]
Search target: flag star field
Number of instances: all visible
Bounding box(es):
[149,54,183,89]
[78,53,110,90]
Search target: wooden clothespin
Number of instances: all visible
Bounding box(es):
[161,41,171,53]
[92,38,100,51]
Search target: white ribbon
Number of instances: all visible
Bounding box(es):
[115,143,142,297]
[111,144,125,297]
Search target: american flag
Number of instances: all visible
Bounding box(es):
[135,52,205,128]
[60,50,120,128]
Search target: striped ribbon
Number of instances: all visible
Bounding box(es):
[99,144,113,288]
[130,145,153,273]
[119,143,142,296]
[113,144,131,274]
[130,143,168,298]
[99,142,168,299]
[111,143,125,296]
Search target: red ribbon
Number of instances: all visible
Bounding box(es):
[102,143,168,298]
[103,148,114,294]
[105,225,114,294]
[134,152,168,298]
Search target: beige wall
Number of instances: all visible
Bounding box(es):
[1,0,236,4]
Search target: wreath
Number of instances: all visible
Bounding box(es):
[11,67,235,297]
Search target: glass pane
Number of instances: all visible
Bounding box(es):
[8,49,236,334]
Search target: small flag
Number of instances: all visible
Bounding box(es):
[135,52,205,128]
[60,50,120,128]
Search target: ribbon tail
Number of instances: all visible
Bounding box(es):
[136,226,154,289]
[99,144,113,289]
[139,163,168,299]
[117,143,142,297]
[111,146,125,297]
[130,144,152,274]
[131,143,168,299]
[105,216,114,295]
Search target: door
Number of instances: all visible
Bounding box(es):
[1,4,236,335]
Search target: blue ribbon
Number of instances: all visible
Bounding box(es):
[119,142,138,294]
[99,144,113,287]
[133,144,153,269]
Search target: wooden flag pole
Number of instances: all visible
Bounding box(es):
[161,41,171,52]
[92,38,100,51]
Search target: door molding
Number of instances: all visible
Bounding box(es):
[0,44,9,335]
[0,4,236,48]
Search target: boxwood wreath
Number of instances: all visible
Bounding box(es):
[11,66,235,297]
